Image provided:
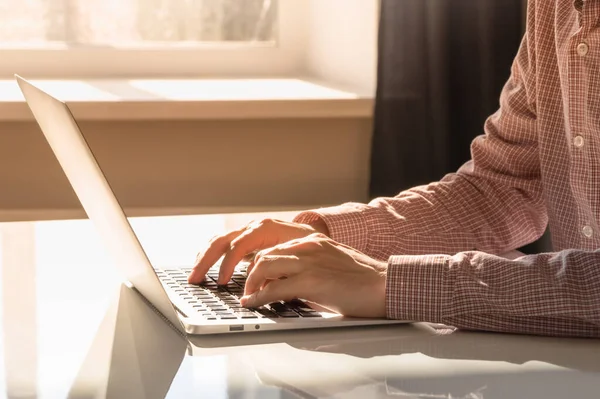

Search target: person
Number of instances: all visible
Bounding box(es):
[189,0,600,338]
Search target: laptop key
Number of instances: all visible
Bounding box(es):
[287,299,307,307]
[190,290,211,295]
[256,308,278,318]
[188,290,212,297]
[277,311,300,318]
[236,311,259,318]
[191,293,212,298]
[298,311,321,317]
[268,302,291,312]
[219,315,238,320]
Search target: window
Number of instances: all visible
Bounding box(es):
[0,0,378,95]
[0,0,307,79]
[0,0,277,46]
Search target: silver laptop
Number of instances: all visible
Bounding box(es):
[16,75,405,335]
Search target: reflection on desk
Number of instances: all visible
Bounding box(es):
[66,284,600,399]
[68,284,187,399]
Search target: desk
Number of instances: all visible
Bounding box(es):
[1,213,599,398]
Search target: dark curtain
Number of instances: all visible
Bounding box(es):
[370,0,551,254]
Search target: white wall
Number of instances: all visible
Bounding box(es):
[304,0,379,95]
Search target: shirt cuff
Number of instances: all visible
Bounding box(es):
[293,204,372,253]
[386,254,452,323]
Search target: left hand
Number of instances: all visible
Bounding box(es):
[240,233,388,318]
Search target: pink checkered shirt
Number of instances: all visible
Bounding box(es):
[295,0,600,337]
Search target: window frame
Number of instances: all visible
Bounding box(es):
[0,0,308,79]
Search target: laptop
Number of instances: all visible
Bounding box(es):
[16,75,406,335]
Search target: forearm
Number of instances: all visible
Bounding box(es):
[295,169,546,261]
[386,250,600,337]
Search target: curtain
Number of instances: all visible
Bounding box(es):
[370,0,551,253]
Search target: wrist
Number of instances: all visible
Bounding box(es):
[307,218,330,237]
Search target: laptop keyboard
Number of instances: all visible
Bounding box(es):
[155,266,322,321]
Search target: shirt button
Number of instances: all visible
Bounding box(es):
[583,225,594,238]
[573,135,585,148]
[577,42,589,56]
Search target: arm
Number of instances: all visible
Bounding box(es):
[295,30,545,262]
[388,251,600,337]
[294,24,600,337]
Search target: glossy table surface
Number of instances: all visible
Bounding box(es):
[1,213,599,399]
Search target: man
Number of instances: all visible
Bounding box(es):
[189,0,600,337]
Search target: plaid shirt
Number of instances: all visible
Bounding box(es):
[295,0,600,337]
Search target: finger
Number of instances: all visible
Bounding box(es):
[221,226,325,283]
[244,255,303,295]
[188,228,244,284]
[243,235,322,278]
[218,228,267,284]
[242,251,258,262]
[246,259,256,276]
[241,276,305,308]
[256,234,327,258]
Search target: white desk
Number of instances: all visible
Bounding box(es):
[1,214,599,398]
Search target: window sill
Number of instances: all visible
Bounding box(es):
[0,78,374,121]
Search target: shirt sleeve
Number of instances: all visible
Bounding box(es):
[386,250,600,338]
[295,28,545,263]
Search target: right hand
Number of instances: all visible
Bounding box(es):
[187,217,329,285]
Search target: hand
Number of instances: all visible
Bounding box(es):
[188,218,330,285]
[240,233,388,318]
